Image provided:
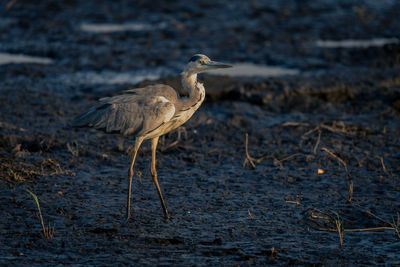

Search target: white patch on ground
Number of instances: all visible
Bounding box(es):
[207,63,300,77]
[61,69,170,86]
[0,53,53,65]
[315,38,399,48]
[80,22,167,33]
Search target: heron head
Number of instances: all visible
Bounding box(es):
[185,54,232,74]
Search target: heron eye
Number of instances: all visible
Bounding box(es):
[199,60,205,65]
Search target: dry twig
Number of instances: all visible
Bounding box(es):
[317,227,395,232]
[273,153,305,170]
[6,0,18,11]
[321,147,350,178]
[347,181,354,203]
[248,209,254,219]
[313,129,322,154]
[301,122,352,140]
[319,123,349,135]
[380,157,387,173]
[379,156,392,178]
[243,133,256,169]
[280,153,304,162]
[310,212,329,220]
[302,126,319,138]
[286,200,301,206]
[280,122,311,127]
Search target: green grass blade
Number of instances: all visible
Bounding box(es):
[25,189,42,215]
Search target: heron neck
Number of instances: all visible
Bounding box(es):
[180,72,205,108]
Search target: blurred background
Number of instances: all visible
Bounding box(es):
[1,0,399,79]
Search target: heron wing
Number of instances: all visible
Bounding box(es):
[72,94,176,137]
[119,84,179,102]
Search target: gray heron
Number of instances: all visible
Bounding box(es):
[72,54,232,220]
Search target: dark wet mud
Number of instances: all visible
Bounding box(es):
[1,0,400,265]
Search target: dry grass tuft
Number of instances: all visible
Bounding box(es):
[308,208,400,247]
[67,141,79,157]
[26,189,54,239]
[332,211,344,247]
[0,155,75,182]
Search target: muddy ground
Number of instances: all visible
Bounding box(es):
[1,0,400,265]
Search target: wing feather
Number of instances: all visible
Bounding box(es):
[72,94,176,138]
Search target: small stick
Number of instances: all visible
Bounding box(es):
[310,212,329,220]
[248,209,254,219]
[286,200,301,205]
[313,129,322,154]
[347,180,353,203]
[321,147,350,178]
[335,220,343,247]
[280,122,311,127]
[0,121,28,132]
[280,153,304,162]
[380,156,389,176]
[6,0,17,11]
[243,133,256,169]
[273,153,304,170]
[317,226,395,232]
[319,124,349,135]
[302,126,319,137]
[273,158,283,170]
[353,204,390,225]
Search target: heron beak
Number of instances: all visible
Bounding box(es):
[205,61,232,69]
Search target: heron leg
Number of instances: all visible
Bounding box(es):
[151,136,170,219]
[126,137,143,221]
